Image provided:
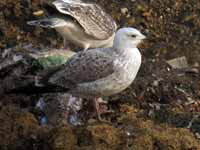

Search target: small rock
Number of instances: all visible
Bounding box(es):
[195,133,200,139]
[193,62,199,67]
[152,80,159,87]
[33,10,44,16]
[167,56,188,69]
[13,54,23,62]
[121,7,128,15]
[40,116,48,125]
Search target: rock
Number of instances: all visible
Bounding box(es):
[121,7,128,15]
[166,56,188,69]
[33,10,44,16]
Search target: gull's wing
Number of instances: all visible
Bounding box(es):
[48,48,115,88]
[52,0,117,40]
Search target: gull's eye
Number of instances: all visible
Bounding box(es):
[130,34,137,38]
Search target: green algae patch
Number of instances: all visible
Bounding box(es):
[31,50,76,74]
[36,55,67,68]
[33,50,75,69]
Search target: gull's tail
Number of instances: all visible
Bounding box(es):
[27,17,68,28]
[5,66,69,95]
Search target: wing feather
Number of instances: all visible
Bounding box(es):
[49,49,114,88]
[53,0,117,40]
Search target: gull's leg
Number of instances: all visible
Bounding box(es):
[93,97,111,121]
[94,97,102,120]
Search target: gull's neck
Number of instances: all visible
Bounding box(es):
[113,41,135,50]
[112,39,141,64]
[113,42,138,56]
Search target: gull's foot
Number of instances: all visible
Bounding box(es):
[94,97,114,121]
[79,98,113,122]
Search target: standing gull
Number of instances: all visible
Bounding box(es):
[36,27,146,119]
[27,0,117,50]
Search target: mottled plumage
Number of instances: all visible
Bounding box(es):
[48,49,114,89]
[47,28,146,98]
[27,0,117,50]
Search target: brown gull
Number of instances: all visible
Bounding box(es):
[27,0,117,50]
[37,27,146,119]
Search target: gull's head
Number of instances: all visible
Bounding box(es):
[113,27,146,49]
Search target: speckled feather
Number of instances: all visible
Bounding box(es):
[49,49,115,88]
[53,0,117,40]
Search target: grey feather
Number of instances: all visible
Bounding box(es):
[48,49,114,87]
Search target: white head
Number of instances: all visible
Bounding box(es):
[113,27,146,49]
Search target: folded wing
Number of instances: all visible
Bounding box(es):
[48,49,115,88]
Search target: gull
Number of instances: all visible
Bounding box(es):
[36,27,146,119]
[27,0,117,50]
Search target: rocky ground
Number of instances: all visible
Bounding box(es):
[0,0,200,150]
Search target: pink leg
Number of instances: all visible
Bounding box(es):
[94,97,102,120]
[93,97,110,121]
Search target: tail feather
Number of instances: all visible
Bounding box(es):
[6,83,69,95]
[5,66,70,95]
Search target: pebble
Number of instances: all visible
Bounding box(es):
[121,7,128,15]
[33,10,44,16]
[40,116,48,125]
[167,56,188,69]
